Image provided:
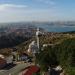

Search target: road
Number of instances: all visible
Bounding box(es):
[0,63,33,75]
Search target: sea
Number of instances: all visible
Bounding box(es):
[35,24,75,32]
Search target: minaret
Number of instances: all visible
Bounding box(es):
[36,28,40,49]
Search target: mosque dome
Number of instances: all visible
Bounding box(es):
[28,41,38,53]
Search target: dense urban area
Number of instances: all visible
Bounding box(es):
[0,22,75,75]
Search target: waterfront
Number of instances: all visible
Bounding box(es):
[35,25,75,32]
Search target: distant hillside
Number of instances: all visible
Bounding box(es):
[63,31,75,34]
[0,24,36,49]
[0,34,31,49]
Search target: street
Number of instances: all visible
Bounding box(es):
[0,62,33,75]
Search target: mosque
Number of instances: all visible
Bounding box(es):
[27,28,42,56]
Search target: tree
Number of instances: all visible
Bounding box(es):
[36,46,58,71]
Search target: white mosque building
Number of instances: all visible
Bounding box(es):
[28,41,38,54]
[27,28,42,56]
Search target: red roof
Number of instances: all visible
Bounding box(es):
[0,58,6,64]
[23,65,40,75]
[0,57,6,69]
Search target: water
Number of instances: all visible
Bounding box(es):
[35,24,75,32]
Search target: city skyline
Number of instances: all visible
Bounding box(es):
[0,0,75,22]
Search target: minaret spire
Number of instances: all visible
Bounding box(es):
[36,28,40,49]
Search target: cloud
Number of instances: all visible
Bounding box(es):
[45,0,55,5]
[35,0,55,5]
[0,4,28,11]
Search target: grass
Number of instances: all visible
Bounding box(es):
[66,67,75,75]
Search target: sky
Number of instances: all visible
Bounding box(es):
[0,0,75,22]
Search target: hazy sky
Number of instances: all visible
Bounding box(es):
[0,0,75,22]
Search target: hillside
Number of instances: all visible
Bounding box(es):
[36,37,75,75]
[0,32,32,49]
